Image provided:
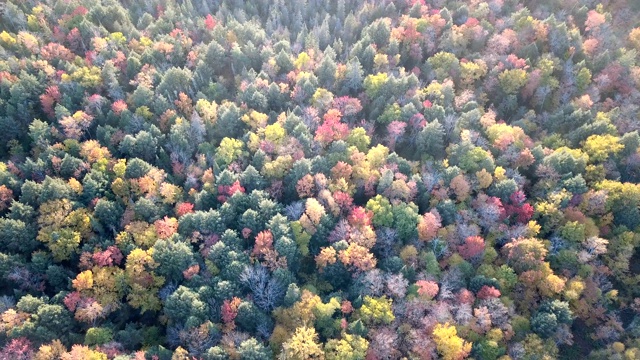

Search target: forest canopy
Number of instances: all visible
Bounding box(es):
[1,0,640,359]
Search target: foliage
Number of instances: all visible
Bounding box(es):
[0,0,638,358]
[432,323,472,360]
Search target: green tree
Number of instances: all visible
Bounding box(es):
[363,73,388,99]
[542,147,589,176]
[85,327,114,346]
[164,286,210,328]
[152,236,196,283]
[583,134,623,163]
[428,52,460,81]
[417,121,446,159]
[238,338,272,360]
[448,142,495,174]
[498,69,529,94]
[346,127,371,152]
[156,67,193,101]
[392,202,419,242]
[365,195,393,227]
[216,137,245,167]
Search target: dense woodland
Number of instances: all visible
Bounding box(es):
[1,0,640,358]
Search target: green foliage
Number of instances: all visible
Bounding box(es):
[238,338,272,360]
[0,1,638,358]
[365,195,393,227]
[164,286,209,328]
[363,72,388,98]
[498,69,529,94]
[448,142,495,174]
[324,333,369,360]
[542,147,589,176]
[428,52,460,81]
[216,137,245,167]
[152,236,196,283]
[392,202,419,242]
[85,327,114,346]
[417,120,446,159]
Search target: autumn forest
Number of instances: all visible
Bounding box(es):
[1,0,640,359]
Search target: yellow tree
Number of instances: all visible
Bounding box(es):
[358,296,394,325]
[629,27,640,50]
[60,345,107,360]
[498,69,528,94]
[90,266,126,310]
[432,323,472,360]
[280,326,324,360]
[583,134,623,163]
[35,340,67,360]
[273,290,322,331]
[324,333,369,360]
[37,199,90,262]
[124,249,164,313]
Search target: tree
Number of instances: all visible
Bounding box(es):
[416,280,439,300]
[164,286,209,328]
[363,73,389,99]
[124,249,164,313]
[60,345,107,360]
[542,147,589,176]
[14,299,74,346]
[448,143,495,174]
[417,121,446,159]
[221,296,242,331]
[458,236,485,261]
[37,199,86,262]
[530,311,558,338]
[428,52,460,81]
[472,339,504,360]
[0,217,38,255]
[34,339,67,360]
[518,334,558,359]
[152,236,196,283]
[364,195,392,228]
[502,237,548,273]
[449,174,471,201]
[418,210,442,242]
[0,337,34,360]
[119,131,158,162]
[315,109,349,145]
[342,58,364,94]
[630,27,640,50]
[324,333,368,360]
[93,199,123,233]
[216,137,245,167]
[358,296,394,325]
[84,327,113,346]
[532,300,573,338]
[157,67,193,101]
[317,53,337,87]
[392,202,419,242]
[240,265,285,312]
[280,326,324,360]
[338,243,377,272]
[238,338,271,360]
[432,323,472,360]
[498,69,528,94]
[583,134,623,163]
